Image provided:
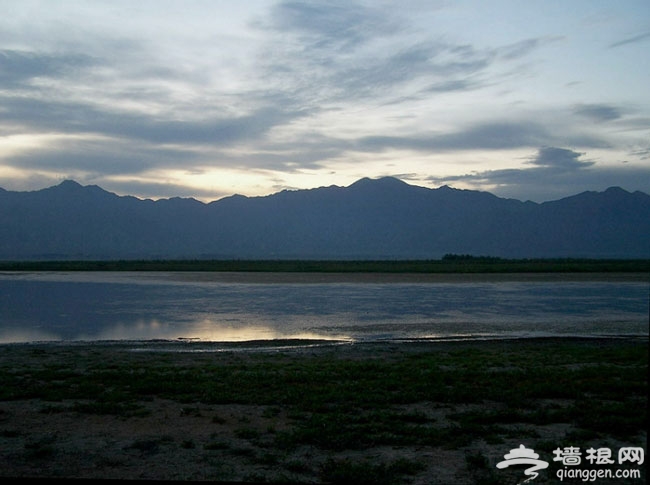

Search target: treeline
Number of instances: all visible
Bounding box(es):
[0,258,648,273]
[441,254,505,262]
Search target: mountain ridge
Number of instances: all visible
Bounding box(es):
[1,177,648,260]
[15,176,643,205]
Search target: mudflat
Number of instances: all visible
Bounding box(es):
[0,337,646,484]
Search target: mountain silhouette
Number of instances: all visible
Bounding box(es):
[1,177,648,260]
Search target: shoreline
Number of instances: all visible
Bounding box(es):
[2,333,648,352]
[2,269,649,284]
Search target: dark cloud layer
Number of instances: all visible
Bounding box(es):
[429,147,650,201]
[268,1,400,50]
[0,49,94,86]
[573,104,623,122]
[354,121,610,154]
[0,95,303,146]
[528,147,594,170]
[4,138,200,175]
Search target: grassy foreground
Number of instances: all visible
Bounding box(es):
[0,338,647,484]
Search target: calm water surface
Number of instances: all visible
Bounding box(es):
[0,271,647,344]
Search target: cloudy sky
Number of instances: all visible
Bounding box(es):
[1,0,649,202]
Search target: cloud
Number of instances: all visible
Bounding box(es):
[609,31,650,48]
[1,3,571,166]
[256,2,406,103]
[1,136,202,175]
[527,146,594,170]
[331,41,491,100]
[95,179,230,202]
[496,36,562,60]
[257,2,554,107]
[434,122,552,150]
[629,147,650,160]
[352,121,610,153]
[266,0,400,50]
[0,94,305,146]
[0,49,94,86]
[425,78,480,93]
[428,147,650,202]
[573,104,623,122]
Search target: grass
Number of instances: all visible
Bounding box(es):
[1,257,649,273]
[320,457,426,485]
[1,340,646,433]
[0,338,646,483]
[23,436,57,460]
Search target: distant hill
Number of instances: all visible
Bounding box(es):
[1,177,649,260]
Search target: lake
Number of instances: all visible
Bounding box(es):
[0,271,647,345]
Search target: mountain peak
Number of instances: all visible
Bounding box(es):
[46,180,116,201]
[57,179,83,189]
[349,176,410,189]
[604,186,628,195]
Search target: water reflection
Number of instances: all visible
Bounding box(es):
[0,328,61,344]
[88,318,351,343]
[0,272,647,344]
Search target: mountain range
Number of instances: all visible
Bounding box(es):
[1,177,649,260]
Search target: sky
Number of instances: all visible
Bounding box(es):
[0,0,649,203]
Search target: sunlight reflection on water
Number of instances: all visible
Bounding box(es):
[87,318,352,343]
[0,271,647,344]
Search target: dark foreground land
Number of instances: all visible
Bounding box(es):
[0,338,647,484]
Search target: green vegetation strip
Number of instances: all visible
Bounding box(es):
[1,256,649,272]
[0,339,646,447]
